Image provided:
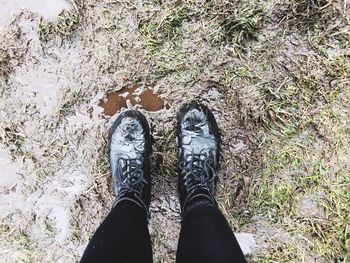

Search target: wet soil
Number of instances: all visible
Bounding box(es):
[0,5,262,261]
[4,0,346,261]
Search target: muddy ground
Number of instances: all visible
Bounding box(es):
[0,0,349,262]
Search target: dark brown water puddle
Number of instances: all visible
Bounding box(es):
[99,85,165,116]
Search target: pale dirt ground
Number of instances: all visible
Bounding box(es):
[0,0,349,262]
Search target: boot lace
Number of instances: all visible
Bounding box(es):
[118,157,147,197]
[180,151,217,195]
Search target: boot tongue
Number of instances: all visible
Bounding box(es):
[181,132,217,156]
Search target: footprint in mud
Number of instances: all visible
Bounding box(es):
[99,85,166,116]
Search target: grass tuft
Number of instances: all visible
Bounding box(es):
[39,10,79,41]
[138,2,190,53]
[281,0,336,29]
[290,0,331,19]
[205,0,263,46]
[0,49,10,79]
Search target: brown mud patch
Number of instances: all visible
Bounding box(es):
[99,85,166,116]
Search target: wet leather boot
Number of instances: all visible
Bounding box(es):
[108,110,152,212]
[176,102,221,216]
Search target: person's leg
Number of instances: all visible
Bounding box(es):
[80,201,152,263]
[176,201,246,263]
[175,102,246,263]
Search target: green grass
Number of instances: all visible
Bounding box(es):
[39,10,79,41]
[138,2,190,53]
[0,219,34,262]
[246,51,350,260]
[204,0,264,47]
[137,0,350,260]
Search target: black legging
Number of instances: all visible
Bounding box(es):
[80,201,246,263]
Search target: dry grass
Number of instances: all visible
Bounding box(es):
[0,50,10,79]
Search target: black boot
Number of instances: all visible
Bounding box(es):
[108,110,152,212]
[177,102,221,216]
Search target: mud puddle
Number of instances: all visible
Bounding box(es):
[99,85,165,116]
[0,0,70,30]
